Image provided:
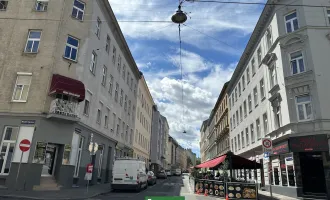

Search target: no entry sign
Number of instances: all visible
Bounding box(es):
[19,139,31,152]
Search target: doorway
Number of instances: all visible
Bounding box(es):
[41,143,59,177]
[105,147,112,183]
[299,152,326,194]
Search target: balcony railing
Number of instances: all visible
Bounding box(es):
[49,98,79,118]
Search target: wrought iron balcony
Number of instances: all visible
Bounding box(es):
[47,98,80,121]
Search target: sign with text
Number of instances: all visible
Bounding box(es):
[145,197,184,200]
[272,141,289,155]
[290,135,328,152]
[262,138,272,153]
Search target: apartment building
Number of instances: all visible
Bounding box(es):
[227,0,330,198]
[185,148,197,166]
[0,0,139,190]
[214,82,230,156]
[199,119,209,163]
[150,106,169,172]
[133,74,154,168]
[167,135,179,169]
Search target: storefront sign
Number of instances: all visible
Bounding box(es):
[290,135,329,152]
[21,120,36,125]
[272,141,289,155]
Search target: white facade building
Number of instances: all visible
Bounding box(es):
[228,0,330,198]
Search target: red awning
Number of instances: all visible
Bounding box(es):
[49,74,85,102]
[195,155,227,168]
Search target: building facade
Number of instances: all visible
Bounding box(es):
[133,74,154,168]
[150,106,168,172]
[167,136,179,169]
[0,0,140,190]
[199,120,209,163]
[227,0,330,198]
[185,148,197,167]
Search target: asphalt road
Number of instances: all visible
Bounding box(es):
[91,175,216,200]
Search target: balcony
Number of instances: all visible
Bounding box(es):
[47,99,80,121]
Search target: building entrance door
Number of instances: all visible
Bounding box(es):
[300,152,326,194]
[41,143,58,177]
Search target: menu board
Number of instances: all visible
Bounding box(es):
[212,181,225,197]
[227,182,257,199]
[194,179,205,194]
[194,179,225,197]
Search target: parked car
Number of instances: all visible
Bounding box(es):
[147,171,157,185]
[165,169,172,176]
[111,158,148,192]
[156,171,167,179]
[174,169,182,176]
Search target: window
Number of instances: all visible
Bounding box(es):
[231,94,235,106]
[236,110,239,126]
[231,139,234,152]
[256,118,261,140]
[239,106,243,122]
[104,109,109,128]
[263,113,268,135]
[117,118,121,135]
[125,125,129,141]
[122,65,126,79]
[122,122,125,138]
[114,83,119,102]
[72,0,85,21]
[120,89,123,106]
[328,9,330,23]
[64,36,79,61]
[251,59,256,75]
[96,109,101,124]
[130,129,133,145]
[106,35,110,53]
[73,134,84,177]
[0,127,19,174]
[128,100,131,116]
[83,100,90,115]
[296,95,312,121]
[290,51,305,75]
[238,82,241,96]
[266,27,272,50]
[270,65,277,88]
[130,78,133,90]
[253,87,258,107]
[127,72,130,85]
[112,113,116,131]
[241,131,245,148]
[117,55,121,72]
[0,1,8,10]
[35,0,48,11]
[238,135,241,150]
[97,145,104,177]
[95,17,101,38]
[245,127,249,146]
[285,12,299,33]
[24,31,41,53]
[246,67,250,83]
[250,124,255,143]
[109,75,113,95]
[242,75,245,90]
[112,47,116,64]
[12,74,32,102]
[243,101,247,117]
[230,118,233,130]
[124,95,127,111]
[101,66,107,86]
[275,105,282,128]
[233,114,236,128]
[234,137,237,152]
[248,94,252,112]
[257,47,262,65]
[260,78,265,100]
[134,84,137,96]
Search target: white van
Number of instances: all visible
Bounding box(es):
[111,158,148,191]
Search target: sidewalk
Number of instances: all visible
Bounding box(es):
[258,190,298,200]
[0,184,111,200]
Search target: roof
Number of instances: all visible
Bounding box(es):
[200,119,209,132]
[227,0,275,93]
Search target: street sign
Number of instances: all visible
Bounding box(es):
[263,152,270,162]
[86,163,93,173]
[19,139,31,152]
[262,138,272,153]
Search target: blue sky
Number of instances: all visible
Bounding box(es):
[109,0,266,157]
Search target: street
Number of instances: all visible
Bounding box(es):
[91,175,212,200]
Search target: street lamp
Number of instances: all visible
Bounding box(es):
[171,5,187,24]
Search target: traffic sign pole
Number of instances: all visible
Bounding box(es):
[14,139,31,190]
[14,151,23,190]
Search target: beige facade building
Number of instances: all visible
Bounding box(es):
[133,75,154,167]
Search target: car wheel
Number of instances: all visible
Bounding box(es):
[136,183,141,192]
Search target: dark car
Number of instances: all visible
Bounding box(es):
[147,171,157,185]
[156,171,167,179]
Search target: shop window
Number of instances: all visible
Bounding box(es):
[273,167,280,185]
[73,133,84,177]
[268,161,273,185]
[98,145,104,178]
[280,155,288,186]
[287,165,296,186]
[0,127,19,174]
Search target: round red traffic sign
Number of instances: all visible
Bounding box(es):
[262,139,272,148]
[19,139,31,152]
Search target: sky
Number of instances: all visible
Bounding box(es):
[109,0,266,157]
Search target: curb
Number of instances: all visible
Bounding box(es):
[0,190,111,200]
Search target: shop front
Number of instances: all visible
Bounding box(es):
[264,134,329,199]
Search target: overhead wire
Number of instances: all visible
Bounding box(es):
[178,23,185,130]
